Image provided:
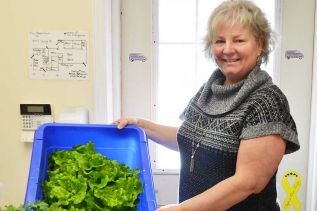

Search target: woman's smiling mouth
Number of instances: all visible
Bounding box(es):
[222,58,240,63]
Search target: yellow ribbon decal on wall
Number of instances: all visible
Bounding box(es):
[282,170,301,211]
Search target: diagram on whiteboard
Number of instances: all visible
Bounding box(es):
[29,31,88,80]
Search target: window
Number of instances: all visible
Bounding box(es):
[152,0,278,172]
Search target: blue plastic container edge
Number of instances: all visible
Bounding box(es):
[24,137,43,204]
[138,130,157,210]
[34,122,148,142]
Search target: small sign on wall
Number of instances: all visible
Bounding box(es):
[129,53,147,62]
[282,170,302,211]
[29,31,88,80]
[285,50,304,60]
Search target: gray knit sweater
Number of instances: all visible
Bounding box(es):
[177,66,300,210]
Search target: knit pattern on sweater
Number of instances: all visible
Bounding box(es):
[177,67,299,210]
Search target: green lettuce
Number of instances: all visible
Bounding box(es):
[27,141,143,210]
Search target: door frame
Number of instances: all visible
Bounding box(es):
[92,0,121,123]
[306,2,317,209]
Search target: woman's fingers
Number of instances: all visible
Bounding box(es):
[113,118,137,129]
[113,119,127,129]
[118,119,128,129]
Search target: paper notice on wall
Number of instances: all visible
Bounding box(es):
[29,31,88,80]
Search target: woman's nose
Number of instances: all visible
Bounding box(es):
[223,42,234,54]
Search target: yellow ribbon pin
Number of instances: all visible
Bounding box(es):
[282,170,301,211]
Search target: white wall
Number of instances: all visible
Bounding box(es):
[276,0,315,209]
[0,0,94,206]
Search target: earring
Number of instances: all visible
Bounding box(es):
[256,52,262,66]
[256,49,263,66]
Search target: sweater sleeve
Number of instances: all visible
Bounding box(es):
[240,86,300,154]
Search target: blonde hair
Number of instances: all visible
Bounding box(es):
[204,0,277,64]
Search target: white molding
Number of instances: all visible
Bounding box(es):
[273,0,283,86]
[150,0,159,173]
[111,0,121,120]
[306,1,317,209]
[92,0,109,123]
[92,0,121,123]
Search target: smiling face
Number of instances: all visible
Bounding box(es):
[212,23,263,85]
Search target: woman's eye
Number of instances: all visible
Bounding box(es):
[236,39,245,43]
[214,40,225,44]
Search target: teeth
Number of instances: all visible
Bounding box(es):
[225,59,238,62]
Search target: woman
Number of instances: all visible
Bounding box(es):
[115,0,300,210]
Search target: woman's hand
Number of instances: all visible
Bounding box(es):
[113,118,138,129]
[157,204,183,211]
[114,118,179,151]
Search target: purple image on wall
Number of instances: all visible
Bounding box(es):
[285,50,304,60]
[129,53,147,62]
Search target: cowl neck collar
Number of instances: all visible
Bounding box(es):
[193,65,273,115]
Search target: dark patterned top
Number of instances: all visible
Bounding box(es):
[177,66,300,210]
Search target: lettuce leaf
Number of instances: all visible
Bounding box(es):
[39,141,143,210]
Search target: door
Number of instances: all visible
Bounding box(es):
[121,0,315,209]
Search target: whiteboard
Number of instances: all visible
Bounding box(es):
[29,31,88,80]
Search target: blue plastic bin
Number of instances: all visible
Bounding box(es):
[24,123,157,211]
